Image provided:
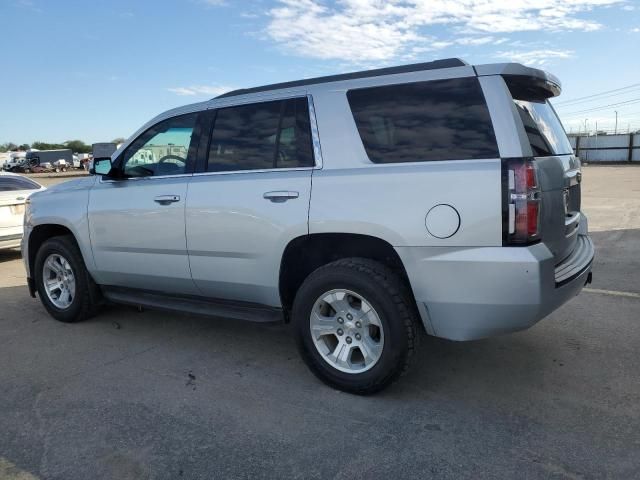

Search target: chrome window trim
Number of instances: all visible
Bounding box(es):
[99,173,194,183]
[307,94,324,169]
[191,166,314,179]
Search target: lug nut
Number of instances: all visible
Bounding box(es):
[355,333,361,340]
[355,321,362,328]
[346,336,352,344]
[337,317,344,324]
[346,313,353,320]
[337,328,344,336]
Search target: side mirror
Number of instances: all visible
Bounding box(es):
[90,157,113,176]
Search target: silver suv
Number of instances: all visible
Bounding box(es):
[22,58,594,394]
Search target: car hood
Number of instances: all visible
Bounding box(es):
[29,176,95,201]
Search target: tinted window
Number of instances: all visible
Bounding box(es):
[0,176,41,191]
[122,113,198,177]
[514,100,573,156]
[207,97,314,172]
[347,78,499,163]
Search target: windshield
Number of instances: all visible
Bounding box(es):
[514,100,573,156]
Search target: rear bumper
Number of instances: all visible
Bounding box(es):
[396,233,594,341]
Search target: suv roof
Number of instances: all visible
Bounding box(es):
[214,58,561,100]
[216,58,469,99]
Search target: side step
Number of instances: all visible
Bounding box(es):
[102,287,284,324]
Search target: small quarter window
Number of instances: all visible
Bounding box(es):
[347,77,499,163]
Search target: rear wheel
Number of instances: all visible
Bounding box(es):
[292,258,419,394]
[34,235,102,322]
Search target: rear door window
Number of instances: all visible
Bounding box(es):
[347,77,499,163]
[207,97,314,172]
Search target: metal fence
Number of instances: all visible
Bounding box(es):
[569,133,640,162]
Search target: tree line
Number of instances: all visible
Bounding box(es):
[0,138,126,154]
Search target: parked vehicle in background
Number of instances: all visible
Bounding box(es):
[53,159,70,172]
[0,172,45,249]
[2,152,27,171]
[22,58,594,394]
[10,149,73,173]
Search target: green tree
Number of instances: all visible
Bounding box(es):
[111,137,126,145]
[18,143,30,151]
[64,140,91,153]
[0,142,18,152]
[32,141,65,150]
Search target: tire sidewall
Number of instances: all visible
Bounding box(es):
[293,265,410,391]
[34,238,87,322]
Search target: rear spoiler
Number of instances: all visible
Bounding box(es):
[475,63,561,99]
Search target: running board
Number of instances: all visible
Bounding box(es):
[102,287,284,324]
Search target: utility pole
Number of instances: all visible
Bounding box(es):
[584,118,589,135]
[615,111,618,135]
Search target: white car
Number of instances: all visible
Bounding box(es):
[0,172,45,249]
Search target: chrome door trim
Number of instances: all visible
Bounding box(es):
[99,173,194,184]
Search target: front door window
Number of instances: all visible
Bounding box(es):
[122,113,198,177]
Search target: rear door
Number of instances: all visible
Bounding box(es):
[506,77,582,263]
[186,96,315,307]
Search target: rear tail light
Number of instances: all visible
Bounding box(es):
[503,158,541,244]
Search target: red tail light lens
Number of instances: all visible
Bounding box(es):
[503,158,541,244]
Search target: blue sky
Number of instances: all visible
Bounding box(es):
[1,0,639,144]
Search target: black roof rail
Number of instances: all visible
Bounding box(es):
[214,58,469,99]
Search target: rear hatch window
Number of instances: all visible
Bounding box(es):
[505,75,573,157]
[513,100,573,156]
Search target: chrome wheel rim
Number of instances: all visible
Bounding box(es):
[310,289,384,374]
[42,253,75,309]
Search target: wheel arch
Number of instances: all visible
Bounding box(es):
[279,233,418,321]
[27,224,79,294]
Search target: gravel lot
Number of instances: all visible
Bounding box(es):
[1,166,639,479]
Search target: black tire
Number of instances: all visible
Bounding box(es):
[34,235,102,323]
[292,258,419,395]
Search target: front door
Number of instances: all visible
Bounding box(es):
[88,112,200,294]
[186,97,315,306]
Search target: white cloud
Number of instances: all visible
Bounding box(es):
[266,0,623,63]
[167,85,236,96]
[456,36,507,46]
[494,49,574,66]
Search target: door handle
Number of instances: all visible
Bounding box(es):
[154,195,180,205]
[263,191,299,203]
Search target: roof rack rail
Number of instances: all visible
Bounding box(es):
[215,58,468,99]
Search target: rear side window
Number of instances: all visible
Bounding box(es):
[0,176,41,191]
[207,97,314,172]
[513,100,573,156]
[347,77,499,163]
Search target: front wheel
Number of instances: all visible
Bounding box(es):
[292,258,419,394]
[34,235,102,322]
